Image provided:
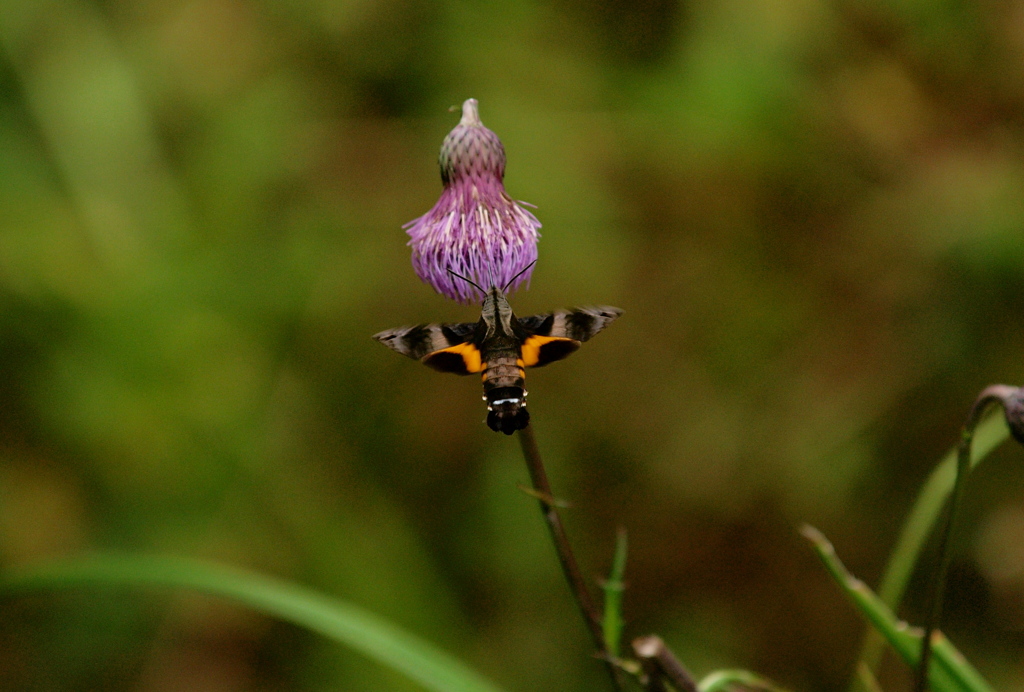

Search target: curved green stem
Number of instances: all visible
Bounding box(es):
[914,385,1018,692]
[852,406,1009,691]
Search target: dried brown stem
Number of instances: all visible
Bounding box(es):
[633,635,700,692]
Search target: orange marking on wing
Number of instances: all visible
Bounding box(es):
[521,335,576,367]
[428,342,483,373]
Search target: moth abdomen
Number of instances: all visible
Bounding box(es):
[481,360,525,387]
[485,386,529,435]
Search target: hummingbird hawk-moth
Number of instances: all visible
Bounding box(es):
[374,287,620,434]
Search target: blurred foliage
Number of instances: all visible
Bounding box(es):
[2,0,1024,690]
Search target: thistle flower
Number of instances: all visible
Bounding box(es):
[404,99,541,304]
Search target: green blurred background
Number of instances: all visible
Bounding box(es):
[2,0,1024,689]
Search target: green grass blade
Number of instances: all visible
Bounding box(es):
[601,527,628,659]
[854,661,885,692]
[803,526,993,692]
[698,669,789,691]
[0,555,507,692]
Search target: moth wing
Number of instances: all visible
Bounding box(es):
[517,306,621,368]
[519,335,580,367]
[373,322,477,361]
[518,306,622,341]
[421,341,484,375]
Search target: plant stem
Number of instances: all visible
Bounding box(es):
[850,410,1008,692]
[915,385,1017,692]
[517,423,624,691]
[804,525,993,692]
[601,528,628,660]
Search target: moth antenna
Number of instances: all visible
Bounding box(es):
[502,261,537,292]
[446,268,486,294]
